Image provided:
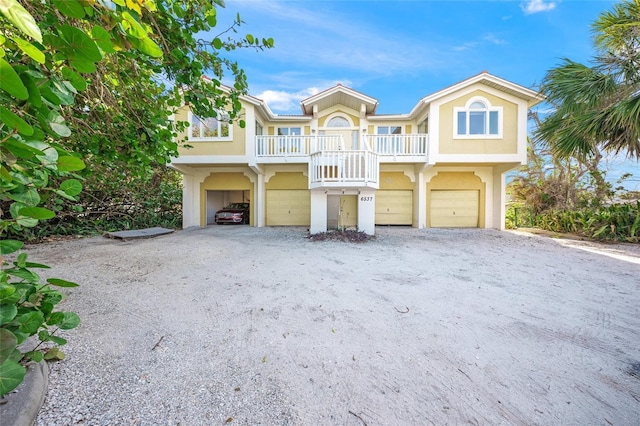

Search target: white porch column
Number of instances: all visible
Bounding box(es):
[310,191,327,234]
[415,172,426,229]
[182,174,199,228]
[256,173,265,227]
[493,169,506,230]
[358,190,375,235]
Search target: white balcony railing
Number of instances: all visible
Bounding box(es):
[366,134,428,156]
[256,134,428,158]
[309,150,379,187]
[255,135,310,157]
[255,135,345,157]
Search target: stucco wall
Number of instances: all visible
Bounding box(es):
[379,172,414,190]
[318,106,360,127]
[265,172,309,190]
[175,106,246,156]
[438,88,518,155]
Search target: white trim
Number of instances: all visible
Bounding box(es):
[324,113,355,128]
[367,114,411,121]
[187,111,233,142]
[453,96,503,139]
[170,155,249,164]
[408,72,544,117]
[434,154,523,163]
[376,125,403,134]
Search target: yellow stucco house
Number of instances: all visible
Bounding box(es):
[169,71,543,234]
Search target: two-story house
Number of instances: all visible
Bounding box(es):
[169,71,543,235]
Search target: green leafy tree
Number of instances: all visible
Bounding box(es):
[535,0,640,159]
[1,0,271,395]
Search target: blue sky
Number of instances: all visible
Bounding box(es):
[213,0,616,115]
[211,0,638,189]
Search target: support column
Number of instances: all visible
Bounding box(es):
[493,169,506,230]
[415,172,426,229]
[182,174,199,228]
[358,190,375,235]
[256,173,265,227]
[310,191,327,234]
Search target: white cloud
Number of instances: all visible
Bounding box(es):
[255,79,354,113]
[255,88,318,112]
[521,0,557,15]
[221,1,447,76]
[453,41,479,52]
[483,33,507,45]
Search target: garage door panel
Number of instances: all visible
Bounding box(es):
[376,190,412,225]
[266,190,310,226]
[431,190,479,228]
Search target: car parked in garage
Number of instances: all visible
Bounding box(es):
[214,203,250,224]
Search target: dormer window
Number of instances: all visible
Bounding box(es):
[188,111,232,141]
[454,97,502,138]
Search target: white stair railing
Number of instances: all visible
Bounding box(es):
[310,135,344,153]
[309,150,378,185]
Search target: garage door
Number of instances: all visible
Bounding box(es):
[376,190,412,225]
[266,190,310,226]
[430,190,479,227]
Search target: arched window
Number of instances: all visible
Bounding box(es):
[454,97,502,138]
[326,116,350,128]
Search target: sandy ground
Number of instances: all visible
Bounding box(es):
[23,226,640,425]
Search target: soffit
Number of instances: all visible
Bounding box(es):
[301,85,378,115]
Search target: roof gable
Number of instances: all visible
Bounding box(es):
[416,71,543,110]
[300,84,378,115]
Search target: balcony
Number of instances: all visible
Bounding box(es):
[255,135,343,160]
[365,134,428,160]
[254,133,427,189]
[309,150,379,189]
[255,134,428,161]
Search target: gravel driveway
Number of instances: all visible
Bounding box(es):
[25,226,640,425]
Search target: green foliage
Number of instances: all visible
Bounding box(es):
[519,1,640,242]
[536,0,640,159]
[508,202,640,242]
[0,247,80,396]
[507,121,639,241]
[5,166,183,240]
[1,0,271,395]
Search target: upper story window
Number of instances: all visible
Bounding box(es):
[377,126,402,135]
[375,126,403,154]
[188,111,232,141]
[454,97,502,138]
[327,116,350,128]
[278,127,301,136]
[277,127,303,153]
[418,119,428,134]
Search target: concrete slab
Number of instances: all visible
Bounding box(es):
[104,227,174,241]
[0,361,48,426]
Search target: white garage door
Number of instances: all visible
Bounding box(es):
[375,190,413,225]
[266,190,310,226]
[430,190,479,227]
